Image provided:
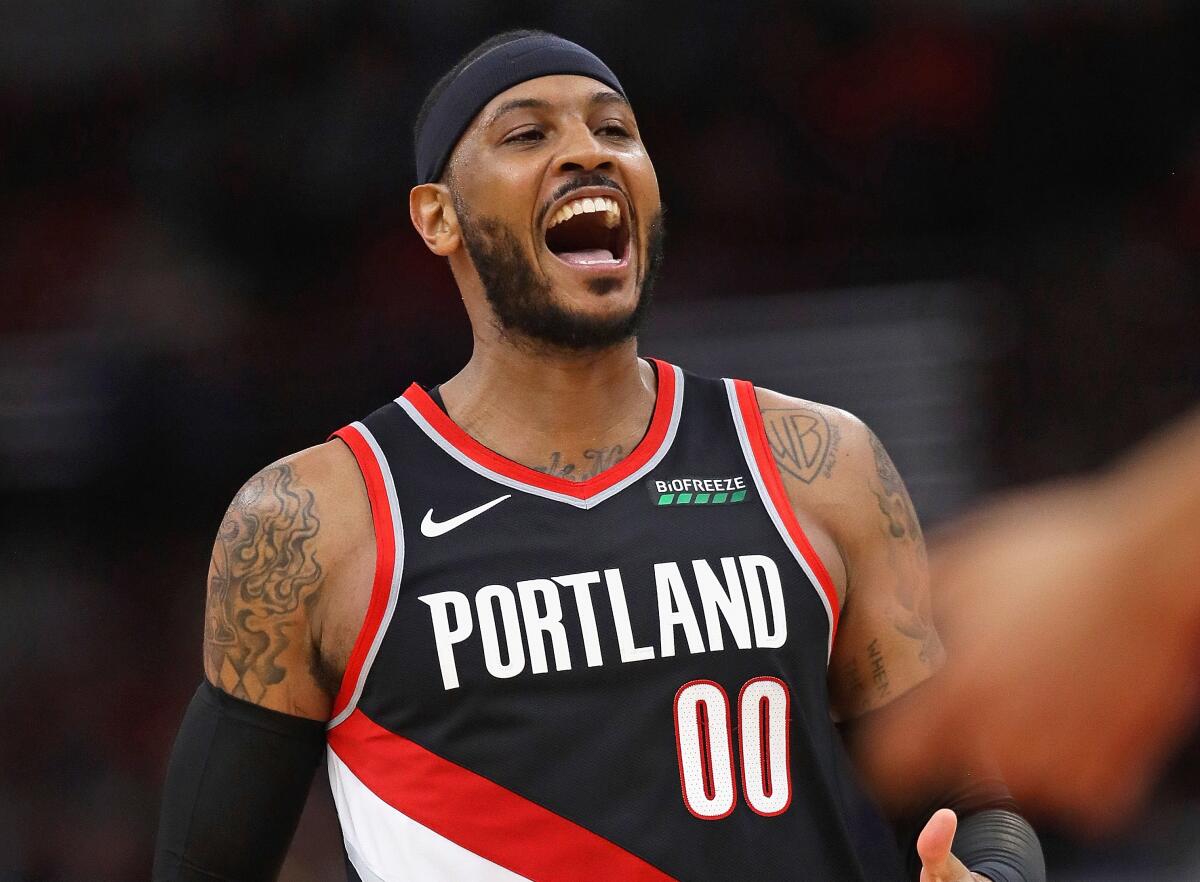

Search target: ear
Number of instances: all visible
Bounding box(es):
[409,183,461,256]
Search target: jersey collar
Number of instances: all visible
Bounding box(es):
[396,359,684,509]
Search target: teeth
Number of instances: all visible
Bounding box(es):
[603,198,619,229]
[548,195,622,229]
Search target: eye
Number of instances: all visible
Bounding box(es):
[598,122,631,138]
[503,127,544,144]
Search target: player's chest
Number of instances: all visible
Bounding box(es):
[382,491,830,697]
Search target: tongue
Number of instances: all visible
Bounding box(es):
[556,248,616,265]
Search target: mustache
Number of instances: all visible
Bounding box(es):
[537,173,629,228]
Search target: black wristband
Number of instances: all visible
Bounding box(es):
[152,681,327,881]
[956,809,1046,882]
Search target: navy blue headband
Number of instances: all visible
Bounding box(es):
[415,34,626,184]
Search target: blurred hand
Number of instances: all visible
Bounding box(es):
[917,809,990,882]
[857,481,1200,831]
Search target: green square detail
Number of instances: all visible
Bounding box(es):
[657,493,675,506]
[731,489,747,503]
[713,492,729,504]
[694,493,711,504]
[676,493,693,504]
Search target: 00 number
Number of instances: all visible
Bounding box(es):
[673,677,791,819]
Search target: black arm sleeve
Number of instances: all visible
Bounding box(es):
[152,681,327,882]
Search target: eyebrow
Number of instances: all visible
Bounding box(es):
[484,90,631,129]
[484,97,551,129]
[588,90,629,110]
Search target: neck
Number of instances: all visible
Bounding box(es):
[439,336,657,481]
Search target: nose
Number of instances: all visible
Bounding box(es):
[556,121,616,174]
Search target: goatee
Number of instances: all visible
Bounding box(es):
[455,199,665,352]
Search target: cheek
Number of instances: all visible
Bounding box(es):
[455,155,542,232]
[492,167,541,213]
[626,155,661,225]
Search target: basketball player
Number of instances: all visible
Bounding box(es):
[153,31,1044,881]
[858,406,1200,832]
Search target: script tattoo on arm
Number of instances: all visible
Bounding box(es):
[535,445,626,482]
[204,463,323,704]
[867,430,942,665]
[763,407,841,483]
[867,638,891,698]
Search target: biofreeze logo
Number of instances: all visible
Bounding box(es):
[646,475,748,506]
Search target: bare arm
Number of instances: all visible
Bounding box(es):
[828,423,943,717]
[154,441,371,880]
[756,389,943,720]
[204,457,332,719]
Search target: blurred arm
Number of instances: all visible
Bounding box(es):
[857,404,1200,831]
[1108,405,1200,589]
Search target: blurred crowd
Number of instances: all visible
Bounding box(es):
[2,1,1198,879]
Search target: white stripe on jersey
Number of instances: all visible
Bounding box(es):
[327,421,406,730]
[328,748,530,882]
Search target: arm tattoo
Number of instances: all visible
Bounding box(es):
[867,639,891,698]
[867,431,942,664]
[887,541,941,664]
[535,445,626,481]
[868,431,921,542]
[836,641,891,712]
[204,463,323,703]
[763,407,841,483]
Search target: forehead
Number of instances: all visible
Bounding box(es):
[475,74,631,127]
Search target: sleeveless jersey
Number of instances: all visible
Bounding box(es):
[325,359,903,882]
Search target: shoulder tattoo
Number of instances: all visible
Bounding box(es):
[204,462,323,703]
[866,432,941,664]
[762,407,841,484]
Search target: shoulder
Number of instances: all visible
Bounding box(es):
[750,386,880,502]
[222,440,371,563]
[748,385,921,560]
[226,438,376,630]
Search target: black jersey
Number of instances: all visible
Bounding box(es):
[326,359,903,881]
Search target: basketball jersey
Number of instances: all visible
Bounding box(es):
[325,359,904,882]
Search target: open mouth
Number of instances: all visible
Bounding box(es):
[544,193,631,269]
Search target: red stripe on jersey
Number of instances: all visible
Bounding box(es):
[733,379,841,636]
[328,425,397,722]
[328,709,677,881]
[400,359,678,500]
[759,696,771,797]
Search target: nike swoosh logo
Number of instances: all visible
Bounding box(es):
[420,494,512,538]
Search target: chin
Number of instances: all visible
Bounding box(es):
[551,273,639,314]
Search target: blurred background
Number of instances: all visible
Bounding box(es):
[2,0,1198,879]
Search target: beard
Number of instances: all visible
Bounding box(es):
[454,196,666,352]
